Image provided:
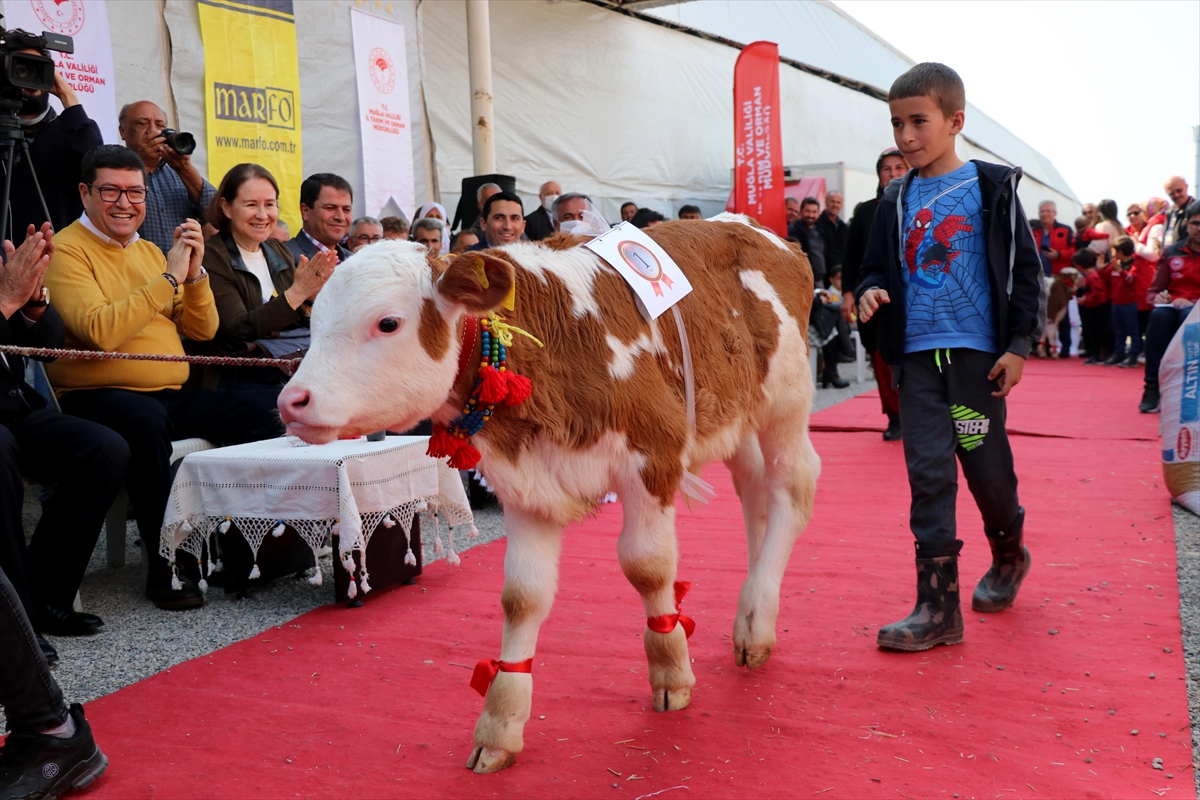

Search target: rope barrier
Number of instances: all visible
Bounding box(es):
[0,345,302,376]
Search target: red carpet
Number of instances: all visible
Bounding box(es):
[76,359,1191,798]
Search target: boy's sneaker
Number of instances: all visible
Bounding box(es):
[0,704,107,800]
[1138,384,1160,414]
[877,542,964,652]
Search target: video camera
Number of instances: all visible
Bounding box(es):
[0,17,74,113]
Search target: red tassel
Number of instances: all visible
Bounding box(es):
[448,441,481,470]
[504,372,532,406]
[427,426,460,460]
[478,365,509,404]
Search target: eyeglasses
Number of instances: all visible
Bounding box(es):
[351,234,383,243]
[87,184,147,204]
[1127,210,1142,216]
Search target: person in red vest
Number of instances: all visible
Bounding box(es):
[1032,201,1075,276]
[1127,201,1165,343]
[1139,200,1200,412]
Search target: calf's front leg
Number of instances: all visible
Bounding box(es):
[619,486,695,712]
[467,507,562,773]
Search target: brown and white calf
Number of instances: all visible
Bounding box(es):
[279,215,821,773]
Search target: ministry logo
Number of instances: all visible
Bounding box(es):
[32,0,86,36]
[369,47,395,94]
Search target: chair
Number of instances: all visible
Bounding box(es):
[27,360,216,567]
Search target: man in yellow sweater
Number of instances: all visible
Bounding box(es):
[46,146,282,610]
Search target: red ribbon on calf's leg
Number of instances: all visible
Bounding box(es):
[471,658,534,697]
[646,580,695,638]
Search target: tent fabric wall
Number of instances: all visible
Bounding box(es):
[3,0,1077,227]
[421,0,1078,225]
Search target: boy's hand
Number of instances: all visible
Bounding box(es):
[988,352,1025,398]
[858,288,890,322]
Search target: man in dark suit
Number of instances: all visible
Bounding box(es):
[524,181,560,242]
[286,173,353,264]
[816,191,849,278]
[0,225,129,657]
[467,192,526,251]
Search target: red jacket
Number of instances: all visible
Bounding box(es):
[1149,242,1200,303]
[1109,259,1137,305]
[1033,223,1075,274]
[1078,268,1109,308]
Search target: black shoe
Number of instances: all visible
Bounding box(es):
[35,606,103,637]
[35,634,58,667]
[1102,354,1123,366]
[821,375,850,389]
[882,414,902,442]
[972,507,1031,612]
[1139,384,1160,414]
[877,541,964,651]
[1119,356,1139,368]
[1082,357,1099,365]
[145,563,204,611]
[0,704,107,800]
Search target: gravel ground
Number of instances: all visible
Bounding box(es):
[1172,502,1200,796]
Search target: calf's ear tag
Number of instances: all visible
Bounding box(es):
[501,280,516,311]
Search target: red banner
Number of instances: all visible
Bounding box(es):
[733,42,786,236]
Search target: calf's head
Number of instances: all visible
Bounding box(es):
[278,241,514,443]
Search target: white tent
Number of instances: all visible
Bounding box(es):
[22,0,1078,225]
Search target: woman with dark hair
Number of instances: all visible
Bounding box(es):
[845,146,910,440]
[196,163,337,413]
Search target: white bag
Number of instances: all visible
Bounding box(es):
[1160,303,1200,513]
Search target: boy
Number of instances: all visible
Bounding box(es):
[856,63,1045,651]
[1106,236,1141,367]
[1072,249,1111,364]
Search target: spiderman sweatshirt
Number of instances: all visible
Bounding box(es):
[855,160,1047,367]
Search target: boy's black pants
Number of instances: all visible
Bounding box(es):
[898,349,1021,545]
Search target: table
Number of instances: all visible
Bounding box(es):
[160,436,474,599]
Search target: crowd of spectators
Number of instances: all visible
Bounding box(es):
[1022,177,1199,415]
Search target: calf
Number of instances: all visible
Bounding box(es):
[279,215,820,773]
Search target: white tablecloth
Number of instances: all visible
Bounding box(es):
[160,436,474,589]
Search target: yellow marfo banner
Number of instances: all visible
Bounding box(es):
[198,0,303,232]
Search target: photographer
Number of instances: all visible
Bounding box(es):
[9,42,102,243]
[119,101,215,254]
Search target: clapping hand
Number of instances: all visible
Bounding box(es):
[286,249,338,309]
[0,224,54,319]
[167,219,205,284]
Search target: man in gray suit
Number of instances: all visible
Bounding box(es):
[286,173,353,264]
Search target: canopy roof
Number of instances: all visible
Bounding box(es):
[643,0,1078,201]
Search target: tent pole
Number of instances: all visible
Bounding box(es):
[465,0,495,174]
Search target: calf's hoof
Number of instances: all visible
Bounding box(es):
[734,644,772,670]
[653,684,693,712]
[466,745,516,773]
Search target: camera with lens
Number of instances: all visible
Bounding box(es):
[160,128,197,156]
[0,18,74,113]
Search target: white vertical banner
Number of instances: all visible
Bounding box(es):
[350,8,415,219]
[1,0,119,143]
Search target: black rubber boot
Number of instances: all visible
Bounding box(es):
[877,540,964,651]
[972,507,1030,612]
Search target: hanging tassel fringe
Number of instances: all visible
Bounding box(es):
[217,518,232,534]
[248,564,261,580]
[404,547,417,566]
[382,514,396,529]
[271,521,286,537]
